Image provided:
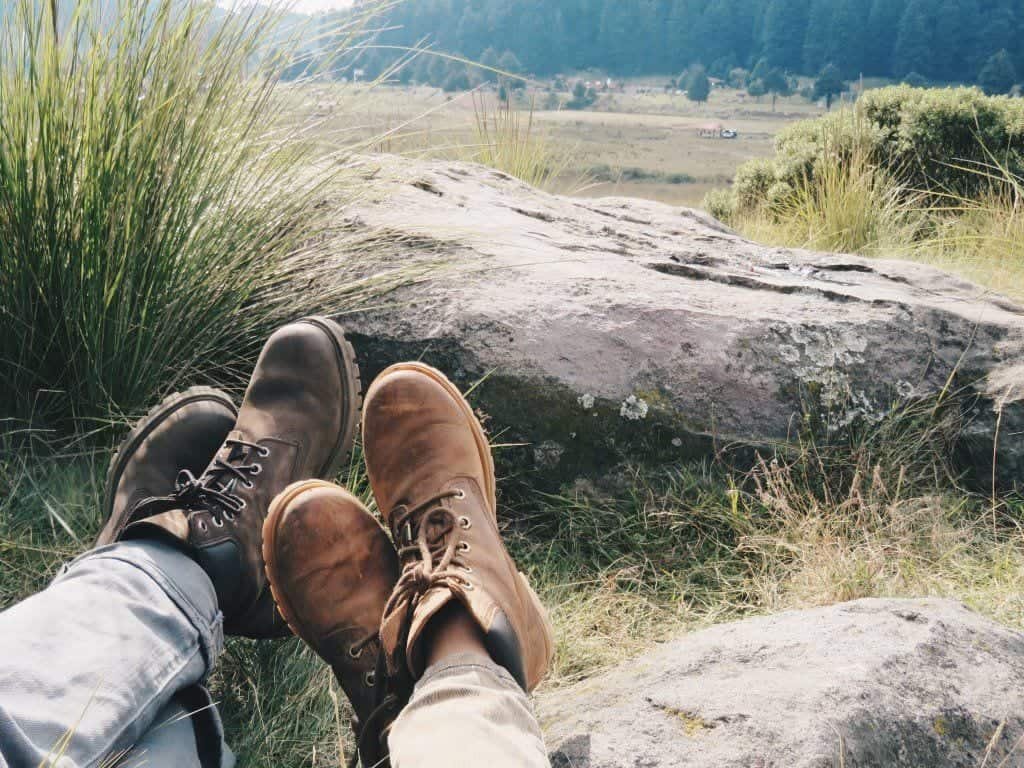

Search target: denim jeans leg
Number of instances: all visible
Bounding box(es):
[0,540,226,768]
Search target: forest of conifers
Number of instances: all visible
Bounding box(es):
[341,0,1024,86]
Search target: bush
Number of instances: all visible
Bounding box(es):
[0,0,380,436]
[733,158,778,214]
[703,188,737,224]
[719,86,1024,223]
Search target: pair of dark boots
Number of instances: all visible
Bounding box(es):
[100,317,552,767]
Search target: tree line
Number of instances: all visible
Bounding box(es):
[323,0,1024,93]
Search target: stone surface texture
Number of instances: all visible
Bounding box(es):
[340,156,1024,490]
[536,598,1024,767]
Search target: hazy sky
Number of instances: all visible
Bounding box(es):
[291,0,351,12]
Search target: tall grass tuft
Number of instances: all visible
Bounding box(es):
[737,115,925,256]
[0,0,382,437]
[912,158,1024,300]
[468,94,571,191]
[773,147,924,255]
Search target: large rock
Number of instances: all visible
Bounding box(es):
[536,598,1024,767]
[341,156,1024,491]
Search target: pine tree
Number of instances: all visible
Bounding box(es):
[762,67,791,110]
[893,0,934,78]
[762,0,809,71]
[668,0,706,71]
[599,0,639,74]
[865,0,904,76]
[802,0,832,75]
[825,0,870,77]
[979,49,1017,95]
[685,66,712,103]
[813,62,846,109]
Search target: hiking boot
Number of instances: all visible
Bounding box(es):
[363,363,554,692]
[124,317,363,638]
[96,387,237,546]
[263,480,403,768]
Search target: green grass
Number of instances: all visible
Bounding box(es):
[0,0,388,437]
[2,384,1023,764]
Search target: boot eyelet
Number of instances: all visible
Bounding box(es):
[238,500,247,510]
[197,520,208,532]
[244,480,255,489]
[212,517,224,527]
[224,511,235,522]
[364,670,376,687]
[461,565,474,573]
[349,645,363,659]
[259,447,271,458]
[250,465,262,476]
[462,579,475,591]
[457,541,471,554]
[454,489,466,499]
[458,516,472,529]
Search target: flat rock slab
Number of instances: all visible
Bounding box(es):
[341,156,1024,490]
[536,598,1024,767]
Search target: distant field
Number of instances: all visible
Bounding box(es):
[288,81,823,208]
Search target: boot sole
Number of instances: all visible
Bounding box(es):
[261,479,369,642]
[102,386,237,526]
[296,316,363,481]
[370,362,496,513]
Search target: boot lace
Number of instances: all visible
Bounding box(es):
[349,692,400,768]
[130,439,269,526]
[381,489,474,634]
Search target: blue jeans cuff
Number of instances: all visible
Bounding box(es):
[59,540,224,676]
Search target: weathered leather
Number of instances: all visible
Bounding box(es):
[263,480,402,768]
[363,363,554,692]
[97,387,236,546]
[126,317,362,638]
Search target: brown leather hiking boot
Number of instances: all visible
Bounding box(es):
[96,387,237,546]
[363,363,554,692]
[123,317,362,638]
[263,480,403,768]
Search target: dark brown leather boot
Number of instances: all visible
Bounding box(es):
[96,387,236,546]
[363,363,554,692]
[263,480,403,768]
[124,317,362,638]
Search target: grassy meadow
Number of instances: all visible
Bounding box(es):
[3,1,1024,766]
[285,79,819,205]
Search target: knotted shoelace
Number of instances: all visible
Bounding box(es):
[381,489,473,627]
[130,438,268,525]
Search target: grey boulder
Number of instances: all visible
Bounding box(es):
[537,598,1024,767]
[341,156,1024,491]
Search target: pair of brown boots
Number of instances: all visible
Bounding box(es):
[98,317,553,767]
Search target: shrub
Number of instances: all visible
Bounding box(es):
[718,86,1024,224]
[733,158,778,214]
[703,188,737,224]
[0,0,380,436]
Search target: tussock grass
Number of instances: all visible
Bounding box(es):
[0,0,388,437]
[908,159,1024,300]
[509,391,1024,687]
[466,95,573,191]
[743,145,926,256]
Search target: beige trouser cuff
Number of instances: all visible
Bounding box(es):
[388,652,549,768]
